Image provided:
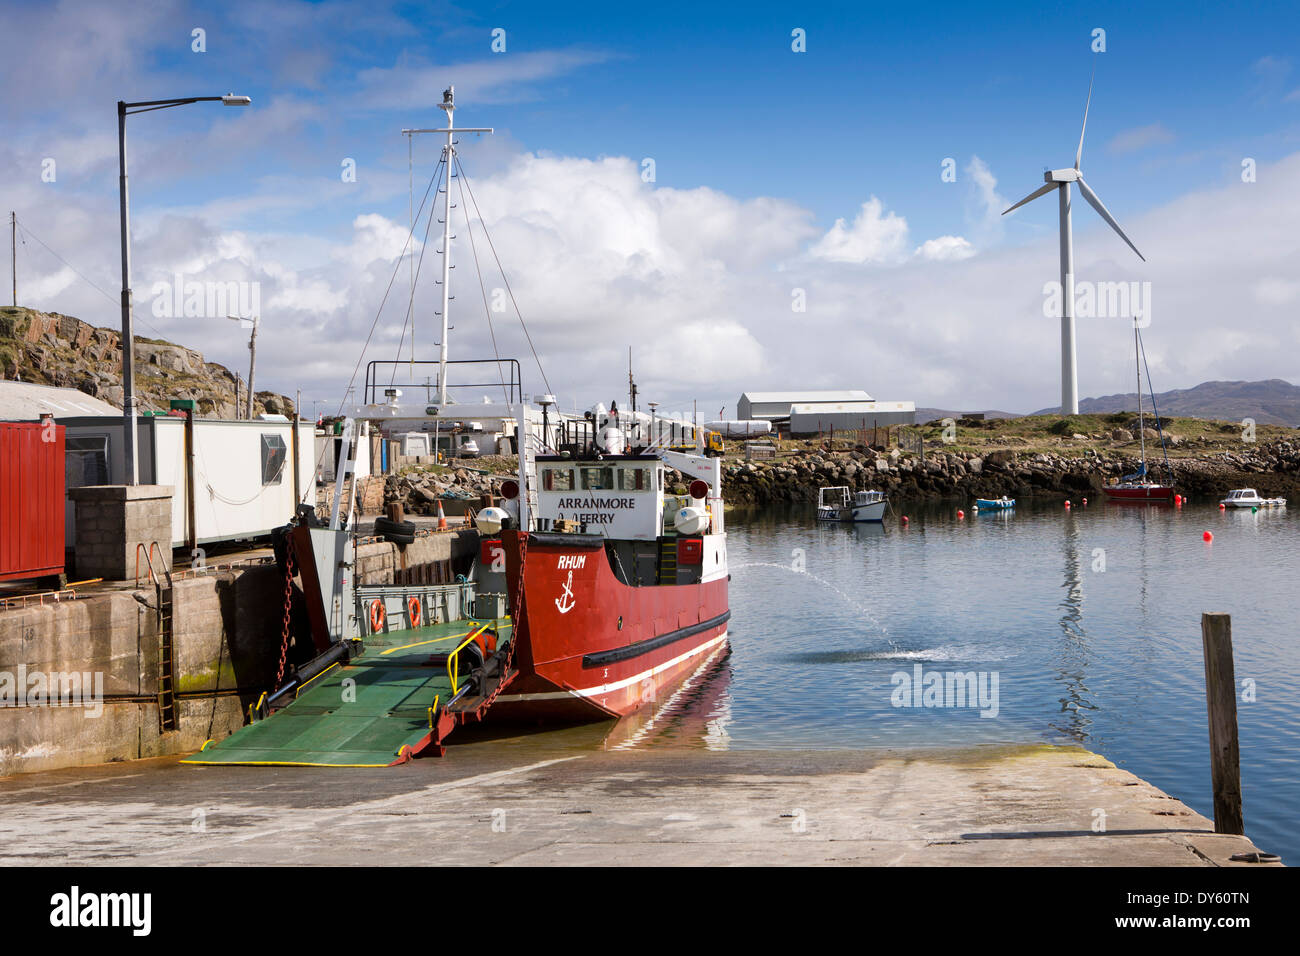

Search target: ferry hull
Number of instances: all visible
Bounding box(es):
[490,531,730,722]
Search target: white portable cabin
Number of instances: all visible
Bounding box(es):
[58,414,315,549]
[315,420,372,482]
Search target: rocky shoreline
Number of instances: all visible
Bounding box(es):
[375,440,1300,514]
[718,441,1300,506]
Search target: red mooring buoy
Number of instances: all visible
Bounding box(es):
[957,510,965,519]
[1203,530,1214,542]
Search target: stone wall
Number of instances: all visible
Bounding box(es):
[354,528,478,586]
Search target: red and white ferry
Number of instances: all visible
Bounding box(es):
[359,87,730,723]
[487,440,730,721]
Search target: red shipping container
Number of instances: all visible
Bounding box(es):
[0,421,66,583]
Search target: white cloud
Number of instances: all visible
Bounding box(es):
[964,155,1007,243]
[1253,277,1300,305]
[807,197,910,264]
[12,138,1300,417]
[915,236,975,261]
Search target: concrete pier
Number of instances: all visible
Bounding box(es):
[0,741,1280,866]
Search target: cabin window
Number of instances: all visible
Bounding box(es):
[66,434,110,487]
[260,434,287,485]
[617,467,649,491]
[542,467,575,491]
[579,466,615,490]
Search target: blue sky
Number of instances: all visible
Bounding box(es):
[6,0,1300,414]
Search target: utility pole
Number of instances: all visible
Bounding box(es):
[246,314,259,419]
[10,212,15,307]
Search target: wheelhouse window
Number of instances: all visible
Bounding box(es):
[579,466,615,490]
[617,467,649,491]
[542,467,575,491]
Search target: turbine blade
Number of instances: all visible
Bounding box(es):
[1077,177,1145,261]
[1002,181,1056,215]
[1076,72,1094,171]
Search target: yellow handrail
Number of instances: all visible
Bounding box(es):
[428,695,439,728]
[295,662,339,698]
[447,622,492,693]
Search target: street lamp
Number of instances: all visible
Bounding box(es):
[118,93,251,483]
[225,313,259,420]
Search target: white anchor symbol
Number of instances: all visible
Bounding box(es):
[555,570,576,614]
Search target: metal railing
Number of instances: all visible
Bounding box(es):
[363,358,523,407]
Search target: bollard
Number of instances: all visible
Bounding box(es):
[1200,612,1244,835]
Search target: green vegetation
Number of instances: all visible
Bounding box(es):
[912,413,1296,458]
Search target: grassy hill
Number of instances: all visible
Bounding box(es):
[1030,379,1300,426]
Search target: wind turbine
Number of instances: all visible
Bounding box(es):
[1003,76,1145,415]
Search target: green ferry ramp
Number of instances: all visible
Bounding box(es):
[183,618,514,768]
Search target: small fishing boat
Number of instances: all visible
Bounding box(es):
[974,497,1015,510]
[817,486,888,522]
[1220,489,1287,509]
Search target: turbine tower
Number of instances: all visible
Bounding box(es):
[1003,77,1145,415]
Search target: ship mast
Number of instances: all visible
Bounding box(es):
[403,87,493,406]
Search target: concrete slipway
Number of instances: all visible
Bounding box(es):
[0,737,1281,866]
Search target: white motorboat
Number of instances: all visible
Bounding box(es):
[1220,488,1287,509]
[817,486,888,523]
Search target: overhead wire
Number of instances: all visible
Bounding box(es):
[453,154,553,398]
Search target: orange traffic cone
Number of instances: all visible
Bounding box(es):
[437,500,448,530]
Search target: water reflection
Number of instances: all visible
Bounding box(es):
[603,644,734,751]
[1050,511,1096,742]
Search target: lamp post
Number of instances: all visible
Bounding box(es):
[118,93,250,482]
[226,312,259,419]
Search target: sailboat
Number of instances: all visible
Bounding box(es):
[1102,326,1175,502]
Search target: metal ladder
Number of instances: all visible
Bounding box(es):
[657,536,678,585]
[157,575,178,732]
[136,542,178,733]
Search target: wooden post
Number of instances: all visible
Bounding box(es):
[1200,612,1244,835]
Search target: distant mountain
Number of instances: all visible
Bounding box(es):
[915,407,1021,424]
[1031,379,1300,426]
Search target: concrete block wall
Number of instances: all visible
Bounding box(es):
[0,563,283,777]
[68,485,174,581]
[0,590,159,774]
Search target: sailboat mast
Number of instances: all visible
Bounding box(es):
[437,88,455,406]
[1135,324,1146,473]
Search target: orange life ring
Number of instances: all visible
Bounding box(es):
[369,599,386,633]
[407,596,421,628]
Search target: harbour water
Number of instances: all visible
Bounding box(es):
[638,500,1298,863]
